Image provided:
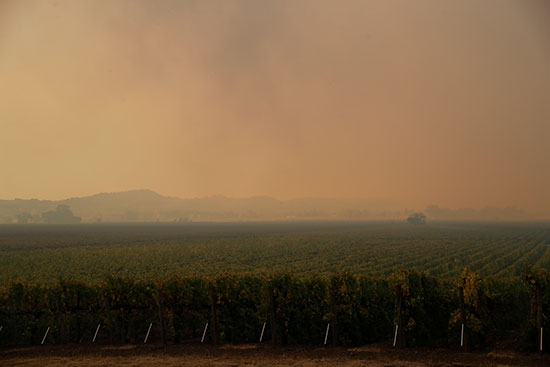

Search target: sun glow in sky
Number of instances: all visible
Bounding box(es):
[1,0,549,215]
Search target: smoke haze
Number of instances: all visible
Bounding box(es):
[1,0,549,216]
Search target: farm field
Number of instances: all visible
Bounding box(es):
[0,221,549,284]
[0,221,549,353]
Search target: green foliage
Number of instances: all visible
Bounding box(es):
[1,222,549,283]
[486,277,529,340]
[266,274,329,345]
[0,271,537,349]
[159,276,209,342]
[358,277,393,342]
[0,222,548,350]
[448,269,491,348]
[392,270,453,347]
[211,275,263,343]
[520,265,550,352]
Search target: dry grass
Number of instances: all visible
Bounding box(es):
[0,344,548,367]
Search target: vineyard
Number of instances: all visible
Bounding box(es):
[0,268,548,351]
[0,221,549,352]
[0,222,549,283]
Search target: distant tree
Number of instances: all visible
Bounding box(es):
[15,212,33,224]
[407,212,427,225]
[42,205,81,224]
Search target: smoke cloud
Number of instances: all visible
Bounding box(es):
[0,0,549,215]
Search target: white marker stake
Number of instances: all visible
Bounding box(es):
[541,327,543,352]
[144,322,153,344]
[201,322,209,343]
[41,327,50,345]
[324,323,330,345]
[92,324,101,343]
[259,322,266,343]
[460,323,464,347]
[393,325,398,347]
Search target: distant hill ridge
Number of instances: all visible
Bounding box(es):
[0,190,530,223]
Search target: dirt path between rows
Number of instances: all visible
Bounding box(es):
[0,343,548,367]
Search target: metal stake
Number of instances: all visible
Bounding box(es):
[259,322,266,343]
[144,322,153,343]
[324,323,331,345]
[541,327,543,352]
[92,324,101,343]
[201,322,209,343]
[41,327,50,345]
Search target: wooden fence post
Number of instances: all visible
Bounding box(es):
[459,279,469,352]
[155,289,166,346]
[209,286,219,345]
[395,285,405,348]
[329,284,338,347]
[536,284,542,353]
[268,286,277,345]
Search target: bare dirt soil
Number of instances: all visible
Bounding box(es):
[0,343,548,367]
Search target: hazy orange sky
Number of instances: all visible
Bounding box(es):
[1,0,549,215]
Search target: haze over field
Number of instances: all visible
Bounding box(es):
[1,0,549,217]
[0,190,533,223]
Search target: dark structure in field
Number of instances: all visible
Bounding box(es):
[407,212,427,225]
